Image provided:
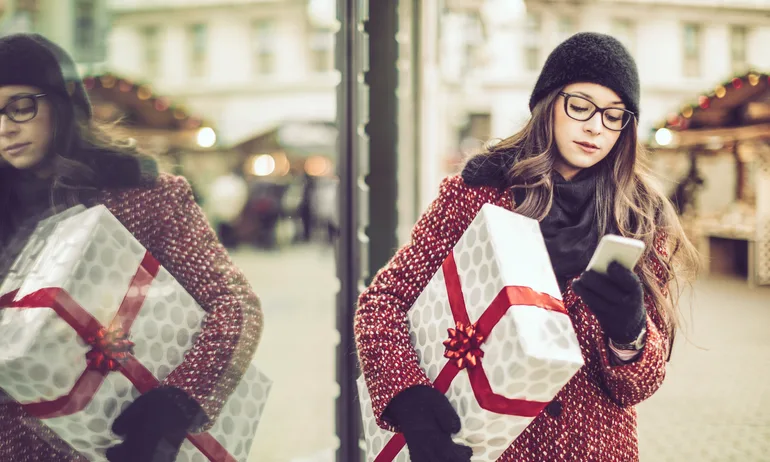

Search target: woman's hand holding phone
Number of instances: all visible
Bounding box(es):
[573,235,647,346]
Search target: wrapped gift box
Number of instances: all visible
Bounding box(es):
[0,205,87,363]
[357,204,585,461]
[0,205,270,462]
[0,205,86,302]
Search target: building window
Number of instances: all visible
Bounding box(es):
[683,23,701,78]
[611,18,636,55]
[188,23,207,78]
[253,20,276,76]
[462,12,486,72]
[309,27,334,73]
[557,15,576,43]
[523,12,541,72]
[16,0,40,12]
[74,0,98,62]
[141,26,160,77]
[730,25,748,74]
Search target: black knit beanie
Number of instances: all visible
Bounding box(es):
[0,33,91,119]
[529,32,640,117]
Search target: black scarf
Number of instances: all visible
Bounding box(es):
[0,171,56,281]
[463,152,608,292]
[13,170,55,212]
[538,169,600,291]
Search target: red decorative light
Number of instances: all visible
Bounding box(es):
[118,80,133,93]
[732,78,743,89]
[154,97,170,111]
[698,95,710,109]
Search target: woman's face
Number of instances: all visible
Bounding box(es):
[0,85,54,171]
[552,82,628,180]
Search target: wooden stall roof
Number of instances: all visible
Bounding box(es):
[656,71,770,134]
[83,73,213,132]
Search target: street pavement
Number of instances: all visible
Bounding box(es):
[636,275,770,462]
[232,244,770,462]
[234,244,337,462]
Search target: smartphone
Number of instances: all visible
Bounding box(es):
[585,234,646,274]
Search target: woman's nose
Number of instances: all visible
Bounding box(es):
[583,112,603,134]
[0,114,20,136]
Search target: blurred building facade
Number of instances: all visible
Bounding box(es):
[0,0,110,70]
[106,0,337,148]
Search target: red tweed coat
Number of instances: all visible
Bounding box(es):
[355,175,670,462]
[0,173,263,461]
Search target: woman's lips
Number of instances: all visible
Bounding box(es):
[574,141,599,154]
[4,142,31,157]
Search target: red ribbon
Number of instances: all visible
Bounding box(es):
[0,252,237,462]
[374,251,567,462]
[0,288,19,307]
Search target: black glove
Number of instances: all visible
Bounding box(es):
[106,387,206,462]
[572,261,647,344]
[383,385,472,462]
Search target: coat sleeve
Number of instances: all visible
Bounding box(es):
[572,231,672,408]
[354,176,477,430]
[141,175,264,431]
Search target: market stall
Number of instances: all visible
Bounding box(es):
[650,71,770,286]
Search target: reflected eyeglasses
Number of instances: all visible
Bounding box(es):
[0,93,47,123]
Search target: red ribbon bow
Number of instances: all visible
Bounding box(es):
[443,321,485,369]
[374,250,568,462]
[0,252,236,462]
[85,326,135,373]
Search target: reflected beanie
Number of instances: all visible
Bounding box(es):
[529,32,640,117]
[0,33,92,119]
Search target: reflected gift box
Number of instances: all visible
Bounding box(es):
[0,205,270,462]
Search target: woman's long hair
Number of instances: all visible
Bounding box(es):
[478,87,699,347]
[0,92,155,248]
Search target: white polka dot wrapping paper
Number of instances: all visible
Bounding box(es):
[0,205,88,358]
[357,203,585,461]
[0,205,271,462]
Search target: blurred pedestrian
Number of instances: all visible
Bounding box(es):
[313,175,338,245]
[296,172,316,242]
[0,33,263,462]
[355,32,699,462]
[206,170,249,248]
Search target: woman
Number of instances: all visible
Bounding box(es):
[0,34,263,461]
[355,32,698,461]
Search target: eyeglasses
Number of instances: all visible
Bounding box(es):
[0,93,47,123]
[558,92,635,131]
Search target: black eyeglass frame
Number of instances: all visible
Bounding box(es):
[558,91,636,131]
[0,93,47,123]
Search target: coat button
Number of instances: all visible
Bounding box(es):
[545,400,562,418]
